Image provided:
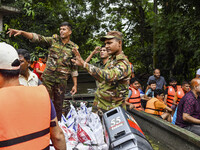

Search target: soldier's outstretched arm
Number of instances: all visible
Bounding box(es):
[7,28,33,40]
[72,47,130,83]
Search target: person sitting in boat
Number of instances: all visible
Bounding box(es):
[125,77,143,111]
[146,69,167,92]
[164,77,181,114]
[175,78,200,136]
[172,81,190,124]
[144,80,157,100]
[145,89,172,122]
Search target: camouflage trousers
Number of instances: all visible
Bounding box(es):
[42,71,69,121]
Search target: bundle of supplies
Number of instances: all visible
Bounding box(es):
[50,102,108,150]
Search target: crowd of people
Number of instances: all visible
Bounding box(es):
[126,68,200,136]
[0,21,199,149]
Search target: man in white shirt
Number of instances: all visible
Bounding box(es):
[17,49,41,86]
[196,68,200,78]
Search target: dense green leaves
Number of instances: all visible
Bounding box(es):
[1,0,200,84]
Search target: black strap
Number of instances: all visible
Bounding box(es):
[0,128,50,147]
[130,96,140,99]
[145,107,161,112]
[168,95,174,97]
[50,121,56,127]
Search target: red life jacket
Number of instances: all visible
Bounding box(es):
[0,85,50,150]
[128,87,142,110]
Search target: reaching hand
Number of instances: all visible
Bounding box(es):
[129,104,136,110]
[70,85,77,95]
[93,46,101,55]
[7,28,23,37]
[71,47,85,67]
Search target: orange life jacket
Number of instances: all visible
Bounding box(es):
[38,59,46,72]
[176,87,185,104]
[0,85,50,150]
[167,85,181,107]
[129,62,133,72]
[128,87,142,110]
[145,98,163,116]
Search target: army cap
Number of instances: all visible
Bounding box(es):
[100,31,123,41]
[0,42,20,70]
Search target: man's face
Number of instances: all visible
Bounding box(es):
[105,38,121,55]
[60,25,72,39]
[100,47,109,59]
[182,84,190,93]
[131,81,140,90]
[19,55,29,76]
[170,81,177,88]
[154,69,160,78]
[150,83,156,91]
[195,81,200,93]
[157,93,164,101]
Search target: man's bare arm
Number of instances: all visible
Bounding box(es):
[183,113,200,124]
[50,117,66,150]
[71,76,77,95]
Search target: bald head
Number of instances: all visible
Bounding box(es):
[191,78,200,90]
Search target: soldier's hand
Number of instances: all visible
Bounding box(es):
[71,47,85,67]
[7,28,23,37]
[70,85,77,95]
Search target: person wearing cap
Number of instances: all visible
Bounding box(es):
[7,22,78,121]
[17,48,42,86]
[0,43,66,149]
[71,31,131,113]
[196,68,200,78]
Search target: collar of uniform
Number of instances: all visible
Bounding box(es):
[114,52,125,61]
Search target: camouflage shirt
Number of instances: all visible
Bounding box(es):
[31,33,78,80]
[84,52,131,112]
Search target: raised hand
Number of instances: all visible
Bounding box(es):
[7,28,23,37]
[93,46,101,54]
[71,47,85,67]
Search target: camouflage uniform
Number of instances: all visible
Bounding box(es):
[94,60,107,88]
[84,52,131,113]
[31,33,78,120]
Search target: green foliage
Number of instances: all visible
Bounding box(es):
[1,0,200,85]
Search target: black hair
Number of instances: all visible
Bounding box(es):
[17,49,30,61]
[153,68,160,73]
[154,89,164,97]
[182,81,189,86]
[169,77,177,83]
[0,69,20,80]
[101,45,105,48]
[60,21,72,30]
[148,80,156,85]
[130,77,139,84]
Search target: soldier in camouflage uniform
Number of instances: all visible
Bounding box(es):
[72,31,131,114]
[7,22,78,120]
